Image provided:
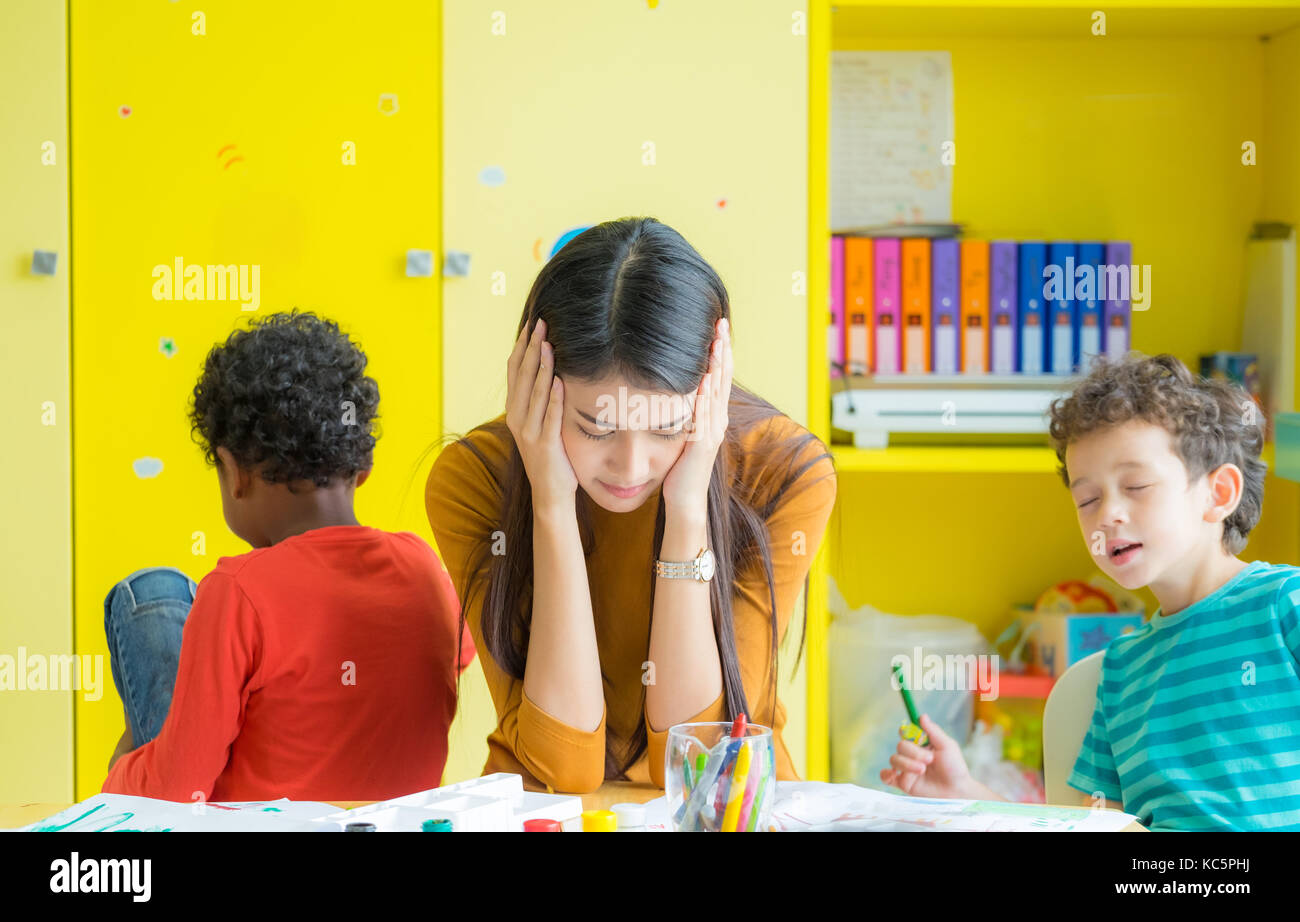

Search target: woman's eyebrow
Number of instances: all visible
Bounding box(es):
[575,408,690,429]
[576,408,612,426]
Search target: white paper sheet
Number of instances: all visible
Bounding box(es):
[10,777,579,833]
[644,781,1141,832]
[15,780,1140,832]
[15,795,338,832]
[831,51,954,231]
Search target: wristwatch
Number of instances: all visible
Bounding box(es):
[654,547,716,583]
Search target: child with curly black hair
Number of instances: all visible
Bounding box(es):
[102,310,473,802]
[881,352,1300,830]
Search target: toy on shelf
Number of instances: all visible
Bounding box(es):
[975,672,1048,770]
[974,573,1147,799]
[1001,574,1145,679]
[1033,574,1143,615]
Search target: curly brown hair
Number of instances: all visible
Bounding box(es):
[189,310,380,488]
[1047,352,1267,554]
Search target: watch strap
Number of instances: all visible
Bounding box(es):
[654,547,708,580]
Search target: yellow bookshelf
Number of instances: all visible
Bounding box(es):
[805,0,1300,780]
[834,445,1060,474]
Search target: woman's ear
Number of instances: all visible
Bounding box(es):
[355,468,372,488]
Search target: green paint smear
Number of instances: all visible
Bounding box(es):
[33,803,105,831]
[31,804,178,832]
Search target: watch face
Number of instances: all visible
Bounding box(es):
[698,549,716,582]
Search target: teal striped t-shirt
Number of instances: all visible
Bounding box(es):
[1067,559,1300,831]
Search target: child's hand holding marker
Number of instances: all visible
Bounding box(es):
[881,662,1002,801]
[879,713,979,799]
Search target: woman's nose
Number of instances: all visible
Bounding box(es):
[609,435,651,484]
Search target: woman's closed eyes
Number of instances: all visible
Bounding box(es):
[578,426,684,441]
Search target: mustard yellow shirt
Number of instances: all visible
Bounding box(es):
[425,411,836,792]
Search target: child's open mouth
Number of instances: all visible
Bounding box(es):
[1109,542,1143,566]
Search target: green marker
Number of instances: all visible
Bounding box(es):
[745,745,774,831]
[892,662,930,748]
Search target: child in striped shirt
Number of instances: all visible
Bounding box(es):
[882,353,1300,830]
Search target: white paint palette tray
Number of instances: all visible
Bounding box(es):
[311,773,584,832]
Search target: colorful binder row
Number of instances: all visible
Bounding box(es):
[830,238,1134,376]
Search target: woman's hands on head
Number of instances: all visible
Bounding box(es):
[662,317,733,514]
[506,317,578,513]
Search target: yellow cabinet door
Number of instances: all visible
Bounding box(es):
[70,0,442,799]
[0,0,73,804]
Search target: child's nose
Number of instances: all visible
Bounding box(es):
[1100,495,1129,524]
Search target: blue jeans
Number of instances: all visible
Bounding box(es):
[104,566,197,747]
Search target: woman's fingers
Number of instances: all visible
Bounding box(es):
[710,335,725,432]
[524,339,554,437]
[692,371,710,443]
[721,319,733,397]
[705,319,731,442]
[710,337,721,398]
[508,319,546,429]
[543,376,564,444]
[506,320,529,395]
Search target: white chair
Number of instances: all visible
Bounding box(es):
[1042,650,1106,806]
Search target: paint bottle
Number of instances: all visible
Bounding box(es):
[344,822,377,832]
[523,818,562,832]
[611,803,646,832]
[421,818,453,832]
[581,809,617,832]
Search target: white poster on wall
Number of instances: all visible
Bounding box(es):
[831,51,954,231]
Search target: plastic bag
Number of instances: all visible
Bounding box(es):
[828,576,990,790]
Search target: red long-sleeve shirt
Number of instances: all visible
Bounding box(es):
[103,526,474,802]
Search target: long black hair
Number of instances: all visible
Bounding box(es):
[451,217,833,780]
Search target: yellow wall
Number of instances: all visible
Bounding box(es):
[1259,22,1300,574]
[438,0,811,782]
[69,0,442,799]
[1263,23,1300,413]
[11,0,1296,801]
[0,0,73,803]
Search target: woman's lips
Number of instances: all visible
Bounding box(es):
[600,480,647,499]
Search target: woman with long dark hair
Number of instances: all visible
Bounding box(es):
[426,217,836,793]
